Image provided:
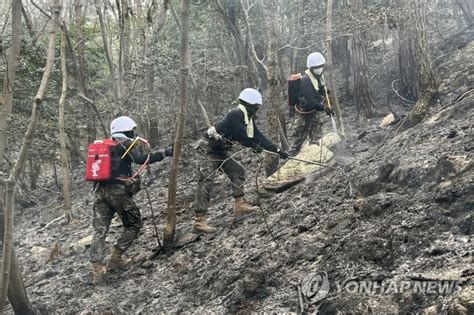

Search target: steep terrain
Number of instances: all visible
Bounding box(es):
[7,37,473,313]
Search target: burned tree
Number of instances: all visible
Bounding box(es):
[350,0,376,119]
[398,0,438,130]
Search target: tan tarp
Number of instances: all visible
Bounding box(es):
[259,132,341,194]
[380,113,396,128]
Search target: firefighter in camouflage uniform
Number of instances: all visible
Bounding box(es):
[289,52,334,156]
[89,116,173,284]
[192,88,289,234]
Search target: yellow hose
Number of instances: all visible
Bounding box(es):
[324,86,332,110]
[121,137,139,159]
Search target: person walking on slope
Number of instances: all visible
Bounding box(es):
[193,88,289,234]
[90,116,173,284]
[288,52,334,156]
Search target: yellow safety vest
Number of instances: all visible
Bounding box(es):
[304,69,325,92]
[237,105,254,138]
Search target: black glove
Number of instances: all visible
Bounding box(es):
[124,177,141,195]
[277,149,289,159]
[255,146,263,154]
[324,107,334,116]
[164,145,174,157]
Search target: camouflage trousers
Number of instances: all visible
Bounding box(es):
[194,139,245,214]
[288,111,322,156]
[89,184,142,263]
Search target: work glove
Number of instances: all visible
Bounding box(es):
[324,107,334,116]
[277,148,289,159]
[207,126,222,141]
[164,145,174,157]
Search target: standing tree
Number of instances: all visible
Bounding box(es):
[0,0,36,313]
[0,0,23,171]
[326,0,345,135]
[58,26,72,223]
[95,0,120,103]
[262,0,282,176]
[142,0,170,146]
[74,0,96,143]
[399,0,438,130]
[350,0,376,120]
[240,0,288,172]
[118,0,132,107]
[397,19,418,102]
[163,0,191,246]
[215,0,259,87]
[0,0,62,312]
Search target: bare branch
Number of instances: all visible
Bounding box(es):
[30,0,51,19]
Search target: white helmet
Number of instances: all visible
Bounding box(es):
[110,116,137,134]
[307,52,326,68]
[238,88,262,106]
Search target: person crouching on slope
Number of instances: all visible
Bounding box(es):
[90,116,173,284]
[193,88,289,234]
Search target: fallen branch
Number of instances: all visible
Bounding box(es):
[77,93,93,104]
[255,156,279,247]
[30,0,51,19]
[40,214,64,231]
[297,284,304,313]
[222,285,238,302]
[368,114,409,160]
[143,184,162,250]
[391,79,416,104]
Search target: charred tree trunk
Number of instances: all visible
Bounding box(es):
[342,34,351,98]
[399,0,438,130]
[350,0,376,119]
[341,0,351,98]
[326,0,345,135]
[163,0,190,246]
[412,2,438,97]
[262,0,281,176]
[398,23,418,102]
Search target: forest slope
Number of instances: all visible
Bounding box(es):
[8,36,474,314]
